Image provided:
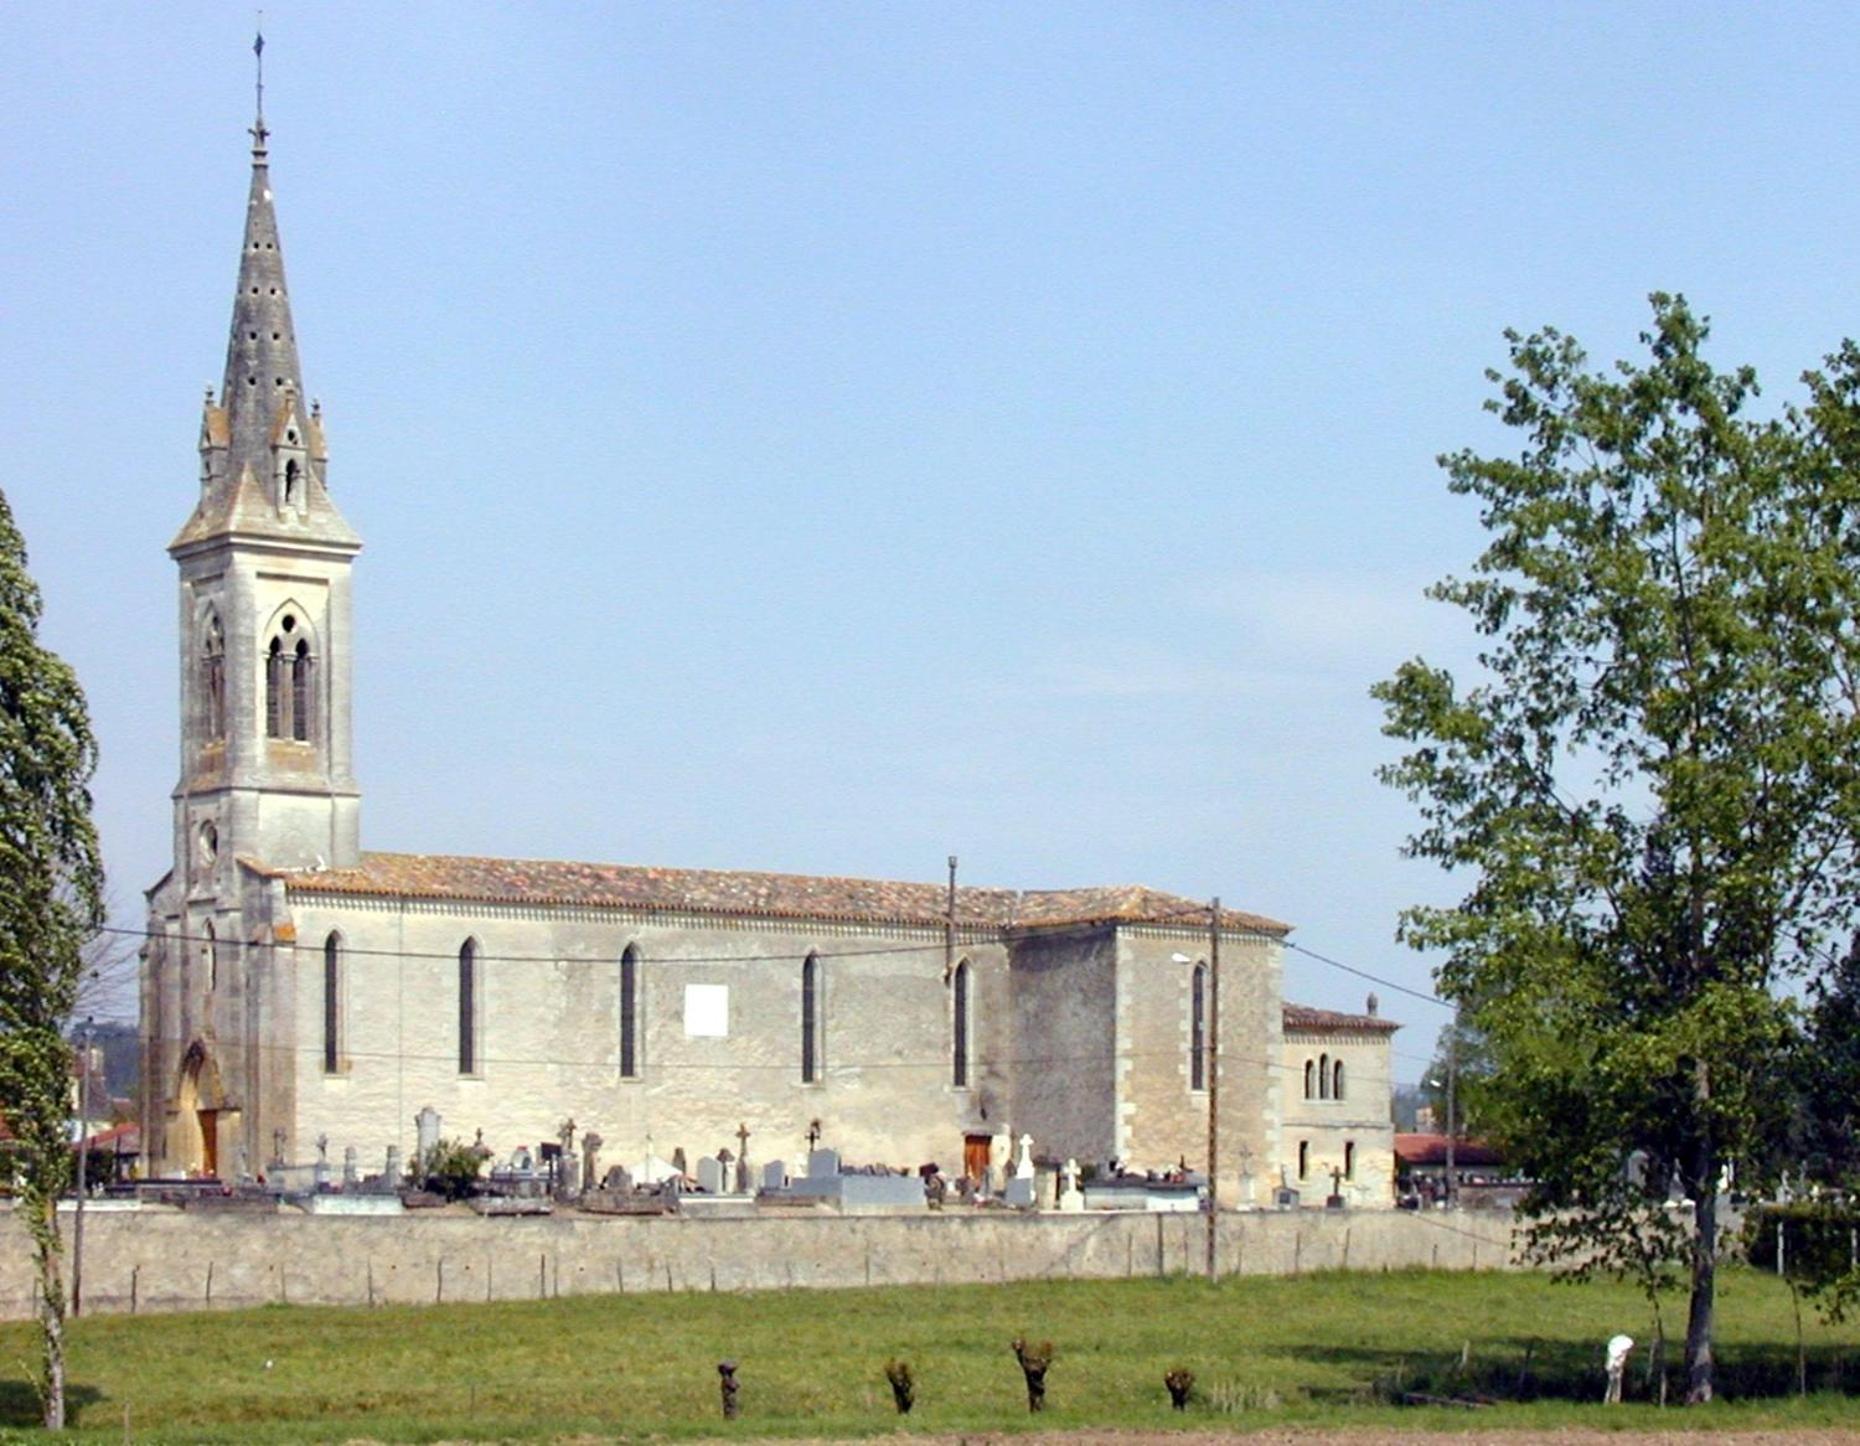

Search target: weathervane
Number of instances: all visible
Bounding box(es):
[251,18,269,150]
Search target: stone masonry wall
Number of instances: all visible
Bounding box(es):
[5,1208,1517,1321]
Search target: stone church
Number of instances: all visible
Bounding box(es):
[140,108,1398,1205]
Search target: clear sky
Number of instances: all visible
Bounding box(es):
[7,6,1860,1076]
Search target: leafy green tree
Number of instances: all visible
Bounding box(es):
[1374,295,1860,1404]
[0,488,105,1428]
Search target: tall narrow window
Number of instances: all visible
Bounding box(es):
[619,946,638,1078]
[323,932,341,1073]
[1189,963,1207,1090]
[952,958,971,1088]
[1332,1059,1345,1100]
[801,953,819,1083]
[1344,1140,1356,1179]
[1304,1059,1316,1099]
[1318,1052,1331,1100]
[283,457,300,507]
[458,939,478,1075]
[201,613,226,740]
[291,639,312,742]
[202,920,217,995]
[266,637,285,736]
[1298,1140,1309,1180]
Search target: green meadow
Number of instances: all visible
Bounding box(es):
[4,1266,1857,1442]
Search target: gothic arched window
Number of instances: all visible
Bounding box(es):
[1333,1059,1346,1101]
[1318,1052,1331,1100]
[458,939,479,1075]
[266,636,285,737]
[200,612,226,740]
[291,638,312,742]
[801,953,819,1083]
[1304,1059,1316,1099]
[619,945,639,1078]
[952,958,971,1088]
[264,612,315,743]
[203,919,218,994]
[1189,962,1208,1091]
[323,932,342,1073]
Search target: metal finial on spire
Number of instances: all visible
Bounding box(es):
[251,20,269,153]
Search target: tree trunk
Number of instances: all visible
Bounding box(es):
[1682,1085,1717,1407]
[35,1193,66,1430]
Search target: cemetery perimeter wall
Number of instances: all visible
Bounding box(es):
[0,1208,1518,1320]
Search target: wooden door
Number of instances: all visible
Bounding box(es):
[198,1110,219,1178]
[963,1134,992,1183]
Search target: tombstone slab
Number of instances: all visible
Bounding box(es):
[697,1156,726,1195]
[806,1147,841,1179]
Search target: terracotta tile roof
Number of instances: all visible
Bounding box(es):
[1394,1132,1504,1168]
[278,851,1290,935]
[1282,1003,1400,1034]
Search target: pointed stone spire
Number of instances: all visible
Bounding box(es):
[219,92,307,485]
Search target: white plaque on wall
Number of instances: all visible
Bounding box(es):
[684,983,729,1037]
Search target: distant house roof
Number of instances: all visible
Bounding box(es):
[267,851,1292,936]
[1394,1132,1505,1168]
[1283,1004,1400,1034]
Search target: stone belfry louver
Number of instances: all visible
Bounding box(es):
[168,94,362,886]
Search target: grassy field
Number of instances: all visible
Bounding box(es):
[2,1266,1857,1442]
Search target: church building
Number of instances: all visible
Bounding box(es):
[140,106,1398,1205]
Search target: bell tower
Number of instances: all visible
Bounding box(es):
[169,101,362,887]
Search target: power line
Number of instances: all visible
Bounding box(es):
[1282,939,1449,1010]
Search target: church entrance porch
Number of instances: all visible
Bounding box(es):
[170,1043,234,1178]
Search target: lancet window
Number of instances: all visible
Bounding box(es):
[801,953,820,1083]
[619,946,639,1078]
[200,611,226,740]
[952,959,971,1088]
[265,612,315,743]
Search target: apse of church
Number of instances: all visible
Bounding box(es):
[140,103,1394,1203]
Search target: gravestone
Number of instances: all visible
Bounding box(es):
[807,1147,841,1179]
[602,1164,632,1192]
[384,1146,402,1188]
[696,1155,726,1194]
[1057,1157,1084,1213]
[415,1106,442,1163]
[581,1131,603,1193]
[762,1160,787,1191]
[343,1145,359,1186]
[1013,1133,1035,1180]
[1002,1177,1036,1208]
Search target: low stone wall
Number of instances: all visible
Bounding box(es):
[3,1207,1518,1320]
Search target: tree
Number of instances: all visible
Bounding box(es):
[1374,295,1860,1404]
[0,488,105,1428]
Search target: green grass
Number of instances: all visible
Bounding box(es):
[2,1266,1856,1441]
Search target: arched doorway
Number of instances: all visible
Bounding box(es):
[172,1043,224,1178]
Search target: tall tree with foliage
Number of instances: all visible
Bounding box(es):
[0,488,105,1428]
[1375,295,1860,1404]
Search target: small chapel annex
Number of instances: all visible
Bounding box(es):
[139,105,1398,1206]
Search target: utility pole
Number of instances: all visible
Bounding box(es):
[72,1016,93,1317]
[1204,897,1220,1280]
[1444,1007,1459,1210]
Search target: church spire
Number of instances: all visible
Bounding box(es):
[219,33,306,484]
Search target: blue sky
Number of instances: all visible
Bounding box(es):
[8,6,1860,1074]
